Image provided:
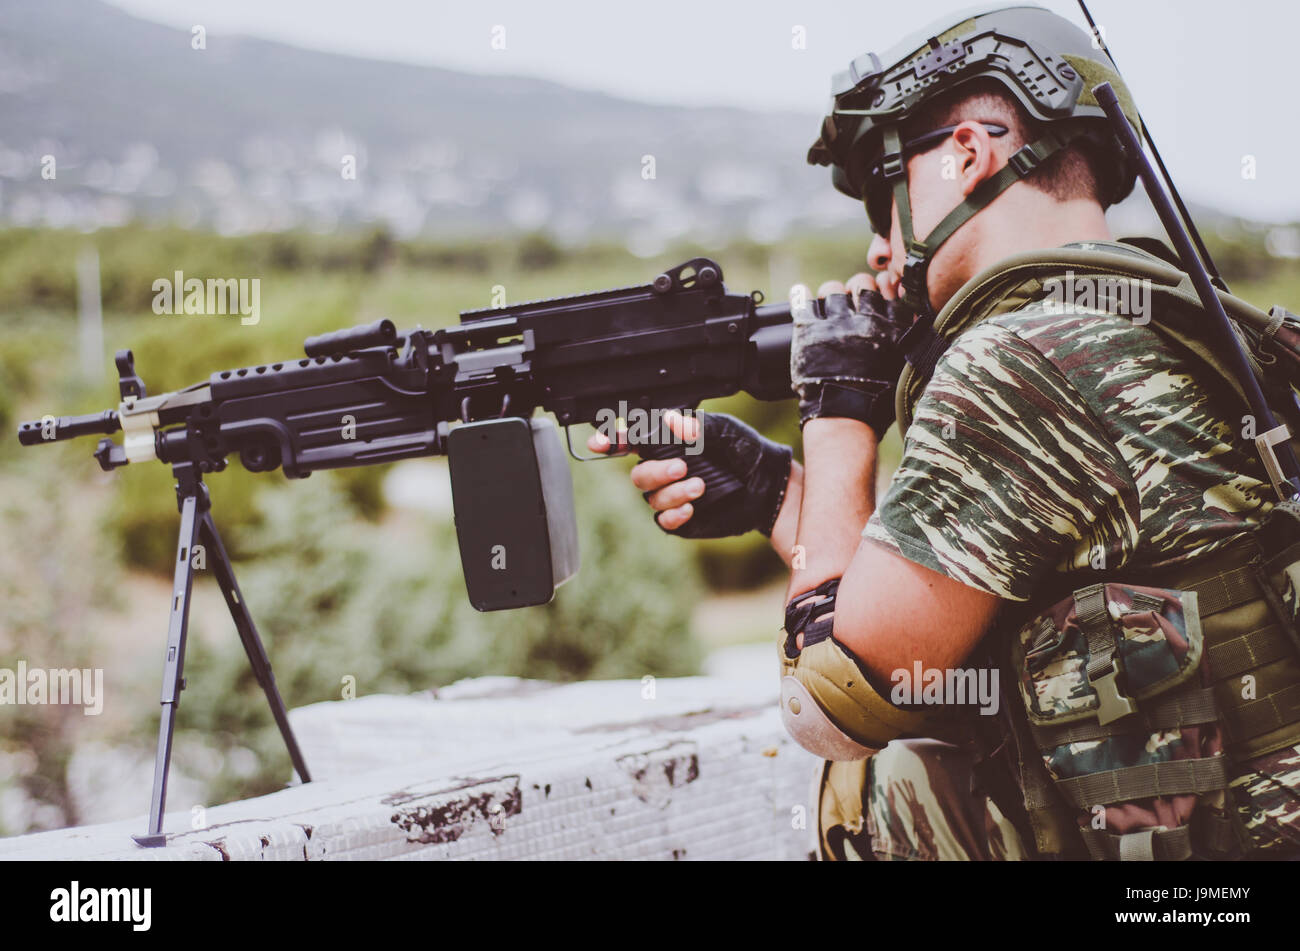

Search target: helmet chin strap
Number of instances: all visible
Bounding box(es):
[876,123,1092,318]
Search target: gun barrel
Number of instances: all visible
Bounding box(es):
[18,409,120,446]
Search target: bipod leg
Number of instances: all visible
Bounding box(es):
[133,464,204,847]
[198,510,312,785]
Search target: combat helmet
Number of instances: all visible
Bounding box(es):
[807,3,1143,315]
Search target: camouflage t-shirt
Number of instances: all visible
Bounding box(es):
[864,255,1272,599]
[862,241,1298,856]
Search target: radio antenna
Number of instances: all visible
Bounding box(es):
[1076,0,1225,289]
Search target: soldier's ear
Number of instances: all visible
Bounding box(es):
[949,121,1000,197]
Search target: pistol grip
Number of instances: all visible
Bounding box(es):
[634,441,745,503]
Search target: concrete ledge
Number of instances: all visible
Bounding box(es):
[0,671,822,860]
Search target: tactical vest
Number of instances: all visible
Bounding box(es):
[896,240,1300,860]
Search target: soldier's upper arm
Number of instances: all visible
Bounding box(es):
[832,534,1005,682]
[832,321,1140,676]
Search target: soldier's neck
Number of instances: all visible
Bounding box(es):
[981,194,1111,269]
[937,196,1113,303]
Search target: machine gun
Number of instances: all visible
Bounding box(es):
[16,257,794,844]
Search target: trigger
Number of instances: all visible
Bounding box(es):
[563,422,629,462]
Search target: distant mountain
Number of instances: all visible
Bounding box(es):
[2,0,1289,256]
[0,0,862,246]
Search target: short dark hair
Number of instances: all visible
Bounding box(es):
[903,77,1108,205]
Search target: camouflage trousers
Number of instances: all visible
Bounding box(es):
[814,739,1300,860]
[814,738,1029,861]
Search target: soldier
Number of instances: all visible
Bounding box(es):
[592,4,1300,860]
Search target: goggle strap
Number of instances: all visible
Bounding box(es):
[881,126,916,249]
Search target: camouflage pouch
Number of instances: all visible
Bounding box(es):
[1010,582,1232,860]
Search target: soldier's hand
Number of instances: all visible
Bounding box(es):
[790,271,916,439]
[586,409,792,537]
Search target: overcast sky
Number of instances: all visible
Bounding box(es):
[105,0,1300,221]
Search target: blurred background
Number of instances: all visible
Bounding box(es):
[1,0,1297,835]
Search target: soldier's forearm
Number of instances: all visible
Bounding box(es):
[786,417,878,600]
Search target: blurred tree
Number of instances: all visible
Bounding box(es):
[517,231,564,271]
[0,457,120,834]
[359,227,396,273]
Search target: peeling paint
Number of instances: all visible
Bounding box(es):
[389,776,522,845]
[616,742,700,808]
